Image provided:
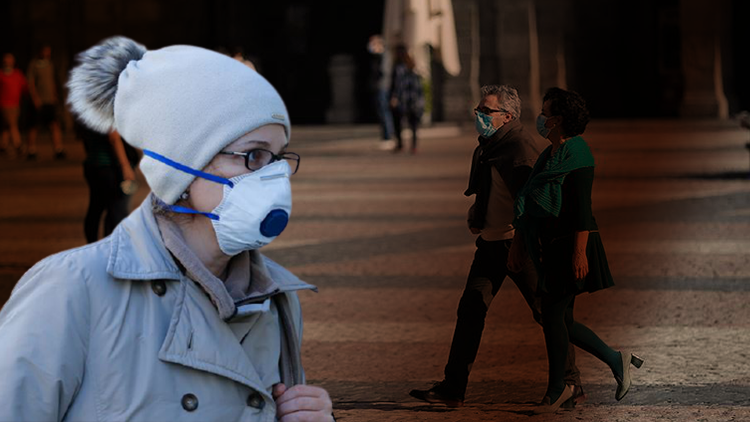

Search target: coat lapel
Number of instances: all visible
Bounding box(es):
[158,279,271,398]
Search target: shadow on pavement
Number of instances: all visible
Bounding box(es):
[678,171,750,180]
[333,401,456,413]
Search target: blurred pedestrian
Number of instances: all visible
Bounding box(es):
[367,34,395,149]
[0,52,28,158]
[26,44,66,160]
[389,44,424,154]
[0,36,333,422]
[508,87,644,413]
[410,85,585,408]
[232,45,257,70]
[78,121,140,243]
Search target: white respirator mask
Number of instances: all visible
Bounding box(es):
[210,160,292,255]
[144,150,292,255]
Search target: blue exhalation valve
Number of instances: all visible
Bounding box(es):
[260,209,289,237]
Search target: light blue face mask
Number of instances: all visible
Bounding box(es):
[536,114,551,138]
[474,111,499,139]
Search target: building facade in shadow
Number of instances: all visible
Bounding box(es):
[1,0,747,125]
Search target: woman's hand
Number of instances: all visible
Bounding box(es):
[273,383,334,422]
[572,249,589,281]
[573,252,589,280]
[572,231,590,281]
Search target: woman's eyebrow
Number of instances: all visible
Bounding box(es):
[238,140,289,149]
[240,140,272,149]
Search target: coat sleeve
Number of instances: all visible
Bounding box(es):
[0,253,91,422]
[288,291,307,384]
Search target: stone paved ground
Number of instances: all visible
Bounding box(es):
[1,120,749,421]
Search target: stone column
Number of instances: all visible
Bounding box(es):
[535,0,567,93]
[491,0,566,119]
[325,54,356,124]
[493,0,534,117]
[680,0,729,118]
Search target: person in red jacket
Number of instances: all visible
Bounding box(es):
[0,53,28,157]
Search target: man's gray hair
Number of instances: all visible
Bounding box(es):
[480,85,522,120]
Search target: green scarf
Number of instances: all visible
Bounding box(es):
[514,136,594,221]
[513,136,595,280]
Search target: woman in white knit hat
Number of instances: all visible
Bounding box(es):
[0,36,333,422]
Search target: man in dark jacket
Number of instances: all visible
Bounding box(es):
[409,85,584,407]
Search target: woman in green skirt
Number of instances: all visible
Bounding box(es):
[508,87,643,413]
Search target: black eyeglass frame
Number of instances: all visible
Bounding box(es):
[474,106,507,115]
[219,148,301,175]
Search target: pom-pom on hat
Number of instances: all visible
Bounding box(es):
[67,36,290,204]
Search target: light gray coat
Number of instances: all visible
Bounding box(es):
[0,199,314,422]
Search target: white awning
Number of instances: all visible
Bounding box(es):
[382,0,461,78]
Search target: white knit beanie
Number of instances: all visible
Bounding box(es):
[67,36,291,204]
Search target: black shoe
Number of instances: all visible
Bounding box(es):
[561,385,586,409]
[26,152,38,161]
[54,150,67,160]
[409,381,464,407]
[534,385,574,414]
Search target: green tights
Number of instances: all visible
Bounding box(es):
[540,293,624,401]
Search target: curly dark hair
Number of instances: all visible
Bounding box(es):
[543,87,590,137]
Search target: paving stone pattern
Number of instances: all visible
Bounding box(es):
[1,120,749,421]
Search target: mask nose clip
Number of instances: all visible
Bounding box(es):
[260,209,289,237]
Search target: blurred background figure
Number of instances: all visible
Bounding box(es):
[26,44,66,160]
[77,121,140,243]
[736,110,750,176]
[737,110,750,131]
[389,44,424,154]
[232,45,257,71]
[367,34,395,150]
[0,52,27,158]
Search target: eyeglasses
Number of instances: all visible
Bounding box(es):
[474,107,507,115]
[219,148,301,175]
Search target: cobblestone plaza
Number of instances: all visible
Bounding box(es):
[1,120,749,421]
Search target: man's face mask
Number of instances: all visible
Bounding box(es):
[474,110,499,139]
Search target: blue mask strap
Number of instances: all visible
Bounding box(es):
[143,149,233,220]
[142,149,234,188]
[166,204,220,220]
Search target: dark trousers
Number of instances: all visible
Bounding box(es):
[374,89,394,140]
[391,107,419,150]
[444,237,581,395]
[83,164,130,243]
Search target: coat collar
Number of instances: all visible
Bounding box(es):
[478,118,523,149]
[107,195,183,281]
[106,195,314,399]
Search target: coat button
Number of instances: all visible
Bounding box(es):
[181,393,198,411]
[151,280,167,296]
[246,392,265,409]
